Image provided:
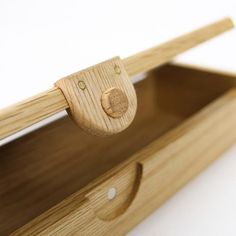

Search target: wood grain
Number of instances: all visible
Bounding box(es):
[0,18,233,140]
[124,17,234,76]
[0,88,67,140]
[55,57,137,136]
[12,88,236,235]
[101,88,129,118]
[1,64,235,235]
[0,71,180,235]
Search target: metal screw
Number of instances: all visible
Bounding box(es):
[107,187,117,200]
[114,65,121,75]
[78,80,86,90]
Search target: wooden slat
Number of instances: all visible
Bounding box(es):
[0,18,234,140]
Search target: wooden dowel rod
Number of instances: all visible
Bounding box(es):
[0,88,68,140]
[0,18,234,140]
[123,17,234,76]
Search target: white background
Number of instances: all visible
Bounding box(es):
[1,0,236,235]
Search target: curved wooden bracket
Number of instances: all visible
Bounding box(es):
[55,57,137,136]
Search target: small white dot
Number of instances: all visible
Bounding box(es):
[107,187,117,200]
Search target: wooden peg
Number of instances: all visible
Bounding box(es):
[101,88,129,118]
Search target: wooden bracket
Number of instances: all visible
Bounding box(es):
[55,57,137,136]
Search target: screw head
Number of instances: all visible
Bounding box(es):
[107,187,117,200]
[114,65,121,75]
[78,80,86,90]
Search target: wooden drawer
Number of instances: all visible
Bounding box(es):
[1,63,236,235]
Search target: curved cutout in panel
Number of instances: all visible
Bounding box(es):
[85,163,143,221]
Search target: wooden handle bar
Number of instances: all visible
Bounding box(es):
[0,17,233,140]
[124,17,234,76]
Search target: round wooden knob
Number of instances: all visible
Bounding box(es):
[101,88,129,118]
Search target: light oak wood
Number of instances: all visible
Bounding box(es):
[124,17,234,76]
[55,57,137,136]
[0,71,179,235]
[1,64,236,235]
[0,18,233,140]
[0,88,67,140]
[101,88,129,118]
[12,88,236,236]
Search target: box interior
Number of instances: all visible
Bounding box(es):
[0,63,235,235]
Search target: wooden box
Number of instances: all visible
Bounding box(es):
[0,18,236,235]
